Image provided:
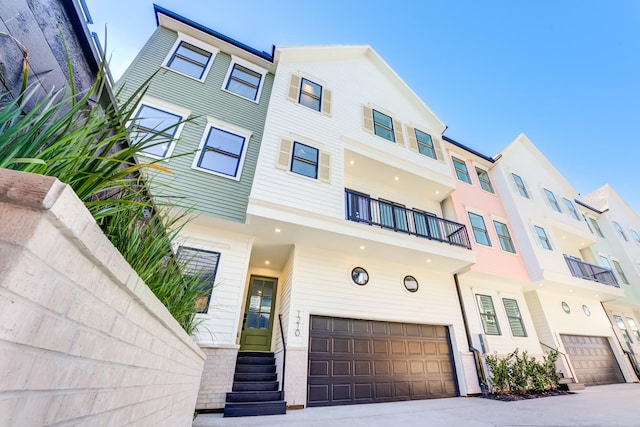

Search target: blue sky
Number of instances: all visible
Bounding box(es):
[85,0,640,213]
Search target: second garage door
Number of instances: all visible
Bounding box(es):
[560,334,624,386]
[307,316,457,407]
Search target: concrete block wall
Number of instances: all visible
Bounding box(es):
[195,345,238,410]
[0,169,205,426]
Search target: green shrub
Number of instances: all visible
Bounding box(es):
[486,349,560,395]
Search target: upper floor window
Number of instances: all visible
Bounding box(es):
[534,226,552,250]
[291,142,319,179]
[563,198,580,220]
[502,298,527,337]
[512,173,529,198]
[475,167,494,193]
[600,255,613,270]
[165,40,213,80]
[493,220,516,253]
[130,104,184,159]
[373,109,395,142]
[415,129,437,159]
[223,59,267,102]
[299,78,322,111]
[476,294,500,335]
[192,123,251,180]
[288,74,332,115]
[613,221,628,241]
[631,229,640,245]
[468,212,491,246]
[626,317,640,340]
[612,260,629,284]
[177,246,220,314]
[589,217,604,238]
[613,315,633,343]
[452,157,471,184]
[544,189,561,212]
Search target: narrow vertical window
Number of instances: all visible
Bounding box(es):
[626,318,640,340]
[614,315,633,343]
[534,226,552,250]
[631,230,640,245]
[475,167,494,193]
[468,212,491,246]
[415,129,437,159]
[502,298,527,337]
[372,110,395,142]
[476,294,501,335]
[612,260,629,284]
[563,198,580,220]
[290,142,319,179]
[452,157,471,184]
[493,220,516,253]
[299,78,322,111]
[544,189,562,212]
[589,217,604,237]
[512,173,529,198]
[613,221,628,241]
[177,247,220,314]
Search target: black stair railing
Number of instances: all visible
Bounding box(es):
[563,255,619,287]
[345,189,471,249]
[278,314,286,400]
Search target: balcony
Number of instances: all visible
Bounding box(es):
[345,189,471,249]
[564,255,619,287]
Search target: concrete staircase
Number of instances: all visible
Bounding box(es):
[558,374,585,391]
[223,351,287,417]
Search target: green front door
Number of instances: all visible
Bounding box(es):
[240,276,278,351]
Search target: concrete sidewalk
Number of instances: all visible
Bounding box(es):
[193,383,640,427]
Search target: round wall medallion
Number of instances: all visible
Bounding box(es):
[582,305,591,316]
[403,275,419,292]
[351,267,369,286]
[561,302,571,314]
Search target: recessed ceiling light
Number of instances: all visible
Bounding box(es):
[426,259,431,263]
[359,245,365,250]
[349,160,355,165]
[265,260,270,265]
[394,176,399,181]
[435,191,440,195]
[275,228,281,233]
[562,236,566,240]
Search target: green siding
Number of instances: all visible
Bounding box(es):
[118,27,273,223]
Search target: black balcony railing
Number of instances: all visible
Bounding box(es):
[345,189,471,249]
[564,255,619,287]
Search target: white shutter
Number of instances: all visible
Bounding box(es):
[362,106,374,134]
[432,136,444,162]
[276,138,293,170]
[405,125,418,152]
[321,88,332,116]
[319,151,331,183]
[393,118,404,146]
[287,74,301,103]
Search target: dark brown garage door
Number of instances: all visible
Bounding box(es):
[560,334,624,386]
[307,316,457,407]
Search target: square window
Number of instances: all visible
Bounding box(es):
[512,173,529,198]
[130,104,183,158]
[452,157,471,184]
[475,167,494,193]
[299,78,322,111]
[372,109,395,142]
[563,198,580,220]
[476,294,501,335]
[415,129,437,159]
[544,189,562,212]
[502,298,527,337]
[225,63,262,101]
[493,220,516,253]
[176,247,220,314]
[194,126,248,178]
[291,142,319,179]
[534,226,552,250]
[468,212,491,246]
[166,41,212,80]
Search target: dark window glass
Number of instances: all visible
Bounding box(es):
[177,247,220,314]
[167,41,212,79]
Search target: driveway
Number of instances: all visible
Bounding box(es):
[193,383,640,427]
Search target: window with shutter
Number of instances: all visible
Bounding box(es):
[321,88,332,116]
[319,152,331,183]
[476,294,501,335]
[502,298,527,337]
[290,141,319,179]
[362,106,374,133]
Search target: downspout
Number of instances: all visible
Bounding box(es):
[454,273,488,394]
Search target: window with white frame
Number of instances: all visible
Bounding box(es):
[512,173,530,198]
[468,212,491,246]
[534,226,552,250]
[613,221,628,241]
[475,167,494,193]
[502,298,527,337]
[177,246,220,314]
[453,157,472,184]
[614,315,633,343]
[192,124,251,179]
[544,188,562,212]
[612,260,629,284]
[631,229,640,245]
[224,60,266,101]
[563,198,580,220]
[493,220,516,253]
[626,317,640,340]
[165,40,214,80]
[476,294,500,335]
[130,104,184,158]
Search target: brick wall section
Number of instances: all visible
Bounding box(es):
[0,169,205,426]
[196,346,238,410]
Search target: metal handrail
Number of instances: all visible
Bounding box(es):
[344,189,472,249]
[539,341,577,382]
[623,350,640,381]
[470,347,489,395]
[563,255,619,287]
[278,314,286,400]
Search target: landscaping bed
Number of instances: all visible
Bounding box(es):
[480,390,571,402]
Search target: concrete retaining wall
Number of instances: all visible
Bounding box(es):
[0,169,205,426]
